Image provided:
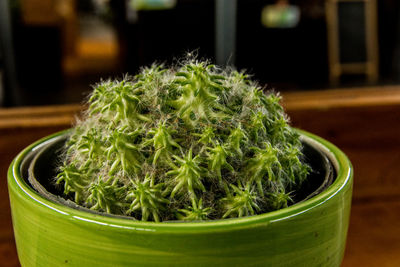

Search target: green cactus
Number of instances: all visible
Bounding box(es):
[57,57,310,221]
[221,181,260,218]
[125,174,169,222]
[177,198,212,221]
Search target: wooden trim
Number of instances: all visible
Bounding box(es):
[365,0,379,83]
[282,85,400,110]
[0,104,82,129]
[325,0,379,83]
[326,0,340,84]
[0,86,399,129]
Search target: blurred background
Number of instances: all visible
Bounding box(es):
[0,0,399,106]
[1,1,400,266]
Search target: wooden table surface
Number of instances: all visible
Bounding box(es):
[1,86,400,266]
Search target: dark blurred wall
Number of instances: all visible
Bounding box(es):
[378,0,400,81]
[236,0,328,89]
[5,0,400,107]
[113,0,400,89]
[112,0,215,74]
[14,25,62,92]
[10,1,63,105]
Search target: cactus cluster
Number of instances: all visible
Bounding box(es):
[56,58,310,222]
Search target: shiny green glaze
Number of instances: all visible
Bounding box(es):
[8,130,353,267]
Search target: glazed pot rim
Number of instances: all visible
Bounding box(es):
[8,129,353,232]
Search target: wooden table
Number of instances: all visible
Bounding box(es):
[284,87,400,266]
[1,86,400,266]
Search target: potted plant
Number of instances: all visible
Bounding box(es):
[8,58,352,266]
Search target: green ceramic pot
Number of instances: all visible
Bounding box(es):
[8,129,353,267]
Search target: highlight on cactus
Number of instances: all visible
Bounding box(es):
[56,56,311,222]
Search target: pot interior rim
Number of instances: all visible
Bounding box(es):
[8,129,353,231]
